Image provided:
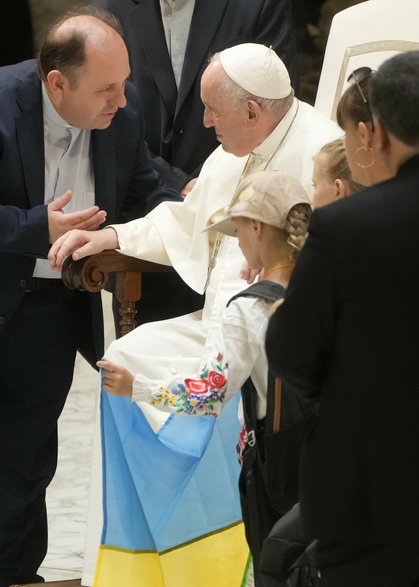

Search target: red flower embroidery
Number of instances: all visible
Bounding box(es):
[208,371,226,389]
[185,378,208,394]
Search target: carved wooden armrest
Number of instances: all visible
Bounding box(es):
[62,250,173,336]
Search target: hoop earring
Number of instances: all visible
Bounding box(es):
[355,146,375,169]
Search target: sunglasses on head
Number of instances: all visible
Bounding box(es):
[347,66,375,130]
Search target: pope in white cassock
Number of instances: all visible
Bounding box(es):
[50,43,340,389]
[49,43,341,585]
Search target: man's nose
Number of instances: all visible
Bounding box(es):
[203,107,213,128]
[112,86,127,109]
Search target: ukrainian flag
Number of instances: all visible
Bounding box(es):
[93,390,250,586]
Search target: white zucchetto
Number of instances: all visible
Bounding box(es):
[219,43,292,99]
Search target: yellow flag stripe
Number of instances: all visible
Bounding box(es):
[94,522,249,587]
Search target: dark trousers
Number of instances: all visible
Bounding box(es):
[0,286,94,587]
[260,506,419,587]
[314,539,419,587]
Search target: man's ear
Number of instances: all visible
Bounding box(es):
[46,70,67,95]
[247,99,261,123]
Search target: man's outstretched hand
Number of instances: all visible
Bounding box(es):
[48,190,107,243]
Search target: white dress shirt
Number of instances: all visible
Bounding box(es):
[34,84,94,278]
[159,0,196,88]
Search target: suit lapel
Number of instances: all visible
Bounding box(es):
[15,74,45,208]
[92,129,117,221]
[176,0,229,116]
[133,0,178,117]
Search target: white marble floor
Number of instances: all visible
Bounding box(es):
[39,353,99,582]
[39,292,114,583]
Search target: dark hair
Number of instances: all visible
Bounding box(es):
[37,6,123,87]
[336,76,372,129]
[369,51,419,146]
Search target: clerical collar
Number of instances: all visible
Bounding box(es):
[41,83,76,131]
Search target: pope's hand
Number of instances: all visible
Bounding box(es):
[48,226,119,271]
[180,177,197,197]
[240,261,262,284]
[48,190,107,243]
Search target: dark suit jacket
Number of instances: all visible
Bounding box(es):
[93,0,300,189]
[266,154,419,546]
[0,59,180,363]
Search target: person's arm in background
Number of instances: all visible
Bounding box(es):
[114,82,182,223]
[147,149,192,194]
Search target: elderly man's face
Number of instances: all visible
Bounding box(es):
[201,63,257,157]
[49,34,130,130]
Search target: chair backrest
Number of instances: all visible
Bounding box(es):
[315,0,419,121]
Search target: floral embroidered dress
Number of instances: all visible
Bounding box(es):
[132,293,273,420]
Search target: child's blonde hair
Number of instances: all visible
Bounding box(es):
[318,138,362,193]
[284,203,311,262]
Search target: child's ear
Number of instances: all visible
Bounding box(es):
[251,219,263,236]
[334,179,348,200]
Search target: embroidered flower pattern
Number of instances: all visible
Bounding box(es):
[151,353,228,416]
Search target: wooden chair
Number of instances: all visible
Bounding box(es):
[62,250,173,336]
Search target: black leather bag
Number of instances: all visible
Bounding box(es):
[229,282,316,584]
[264,377,316,515]
[239,374,316,584]
[259,505,320,587]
